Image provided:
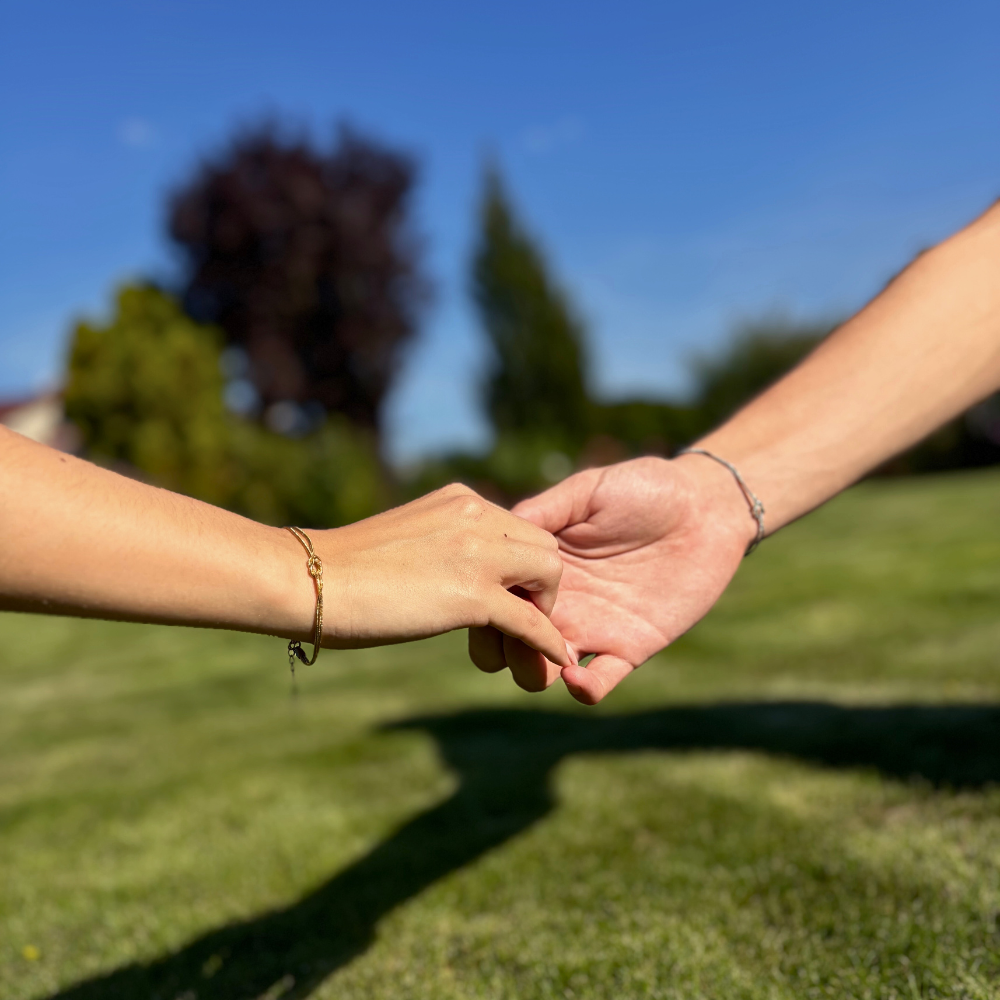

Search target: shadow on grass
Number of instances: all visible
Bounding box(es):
[45,701,1000,1000]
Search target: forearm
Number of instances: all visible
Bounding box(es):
[697,200,1000,532]
[0,427,311,638]
[0,429,570,671]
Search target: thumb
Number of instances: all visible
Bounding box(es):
[512,467,603,535]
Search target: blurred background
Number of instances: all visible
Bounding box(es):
[2,0,1000,517]
[7,6,1000,998]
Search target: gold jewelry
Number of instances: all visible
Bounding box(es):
[285,526,324,674]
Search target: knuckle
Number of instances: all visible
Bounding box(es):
[449,494,488,521]
[454,528,485,563]
[439,481,474,499]
[519,602,545,632]
[469,606,492,629]
[540,548,563,582]
[521,519,558,549]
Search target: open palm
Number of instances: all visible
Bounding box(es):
[473,457,753,704]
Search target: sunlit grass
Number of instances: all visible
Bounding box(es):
[3,469,1000,999]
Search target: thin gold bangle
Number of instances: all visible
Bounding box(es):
[285,526,324,674]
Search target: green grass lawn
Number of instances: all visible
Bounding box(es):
[3,470,1000,1000]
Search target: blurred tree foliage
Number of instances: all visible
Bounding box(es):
[595,399,701,460]
[690,317,832,430]
[467,186,838,492]
[416,179,1000,503]
[686,314,1000,474]
[65,285,384,527]
[472,169,592,451]
[456,168,694,500]
[65,284,230,501]
[169,124,426,438]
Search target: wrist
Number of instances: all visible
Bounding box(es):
[693,428,829,533]
[672,451,761,556]
[257,524,321,643]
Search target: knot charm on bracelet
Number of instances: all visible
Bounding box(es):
[285,526,324,676]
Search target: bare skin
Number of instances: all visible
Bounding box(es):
[472,199,1000,704]
[0,427,571,676]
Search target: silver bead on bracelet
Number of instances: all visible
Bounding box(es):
[675,448,766,556]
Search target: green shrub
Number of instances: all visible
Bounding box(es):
[691,316,834,430]
[65,284,385,527]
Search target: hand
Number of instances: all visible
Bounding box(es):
[469,456,755,703]
[297,484,572,675]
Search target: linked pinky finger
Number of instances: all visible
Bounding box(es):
[561,654,635,705]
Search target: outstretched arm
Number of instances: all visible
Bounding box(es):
[490,199,1000,703]
[695,199,1000,532]
[0,427,570,678]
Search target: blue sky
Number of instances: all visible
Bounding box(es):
[2,0,998,462]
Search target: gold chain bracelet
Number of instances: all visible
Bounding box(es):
[285,526,324,675]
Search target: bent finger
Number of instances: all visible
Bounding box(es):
[494,508,561,551]
[561,654,635,705]
[503,635,562,693]
[488,589,571,668]
[494,540,563,617]
[468,625,507,673]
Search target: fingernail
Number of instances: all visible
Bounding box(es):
[565,641,578,667]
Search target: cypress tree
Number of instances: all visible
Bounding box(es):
[471,168,592,450]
